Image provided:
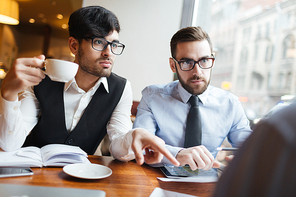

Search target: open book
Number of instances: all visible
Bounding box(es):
[0,144,90,167]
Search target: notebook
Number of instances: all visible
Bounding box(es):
[0,184,105,197]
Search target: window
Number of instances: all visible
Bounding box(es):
[254,44,258,61]
[265,45,273,62]
[265,22,270,38]
[256,25,261,40]
[277,73,285,91]
[286,72,292,89]
[240,48,248,65]
[283,35,295,59]
[203,0,296,119]
[251,72,263,90]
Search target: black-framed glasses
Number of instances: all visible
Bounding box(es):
[172,55,215,71]
[84,37,125,55]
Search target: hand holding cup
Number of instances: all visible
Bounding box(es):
[1,56,78,101]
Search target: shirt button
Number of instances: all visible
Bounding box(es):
[13,106,18,110]
[67,138,73,144]
[74,116,79,120]
[8,131,12,135]
[83,94,86,98]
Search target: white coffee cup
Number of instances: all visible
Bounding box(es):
[43,59,78,82]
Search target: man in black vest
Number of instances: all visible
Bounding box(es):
[0,6,179,166]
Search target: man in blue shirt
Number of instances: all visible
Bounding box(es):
[133,26,252,171]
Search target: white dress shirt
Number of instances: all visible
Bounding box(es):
[0,77,135,161]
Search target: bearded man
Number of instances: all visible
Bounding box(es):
[0,6,179,167]
[133,26,252,170]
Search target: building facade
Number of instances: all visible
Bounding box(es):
[207,0,296,119]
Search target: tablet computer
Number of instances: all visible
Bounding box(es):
[0,167,33,178]
[160,164,222,179]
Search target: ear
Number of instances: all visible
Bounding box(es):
[69,37,79,56]
[169,58,176,73]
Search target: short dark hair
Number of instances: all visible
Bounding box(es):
[170,26,213,58]
[68,6,120,42]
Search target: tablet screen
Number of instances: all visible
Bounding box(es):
[160,164,221,178]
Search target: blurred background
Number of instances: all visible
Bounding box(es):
[0,0,296,127]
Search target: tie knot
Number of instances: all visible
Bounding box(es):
[188,95,199,107]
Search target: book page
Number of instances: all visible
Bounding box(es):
[0,147,43,167]
[43,154,90,166]
[40,144,89,166]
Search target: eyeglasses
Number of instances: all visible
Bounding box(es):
[84,37,125,55]
[172,55,215,71]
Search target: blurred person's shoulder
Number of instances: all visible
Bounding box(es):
[267,102,296,122]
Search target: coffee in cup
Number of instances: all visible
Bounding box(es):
[43,59,78,82]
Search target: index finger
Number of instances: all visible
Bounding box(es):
[131,139,145,165]
[151,142,180,166]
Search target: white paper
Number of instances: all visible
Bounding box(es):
[157,176,217,183]
[149,187,198,197]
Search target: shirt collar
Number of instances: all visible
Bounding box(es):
[64,77,109,93]
[177,81,209,105]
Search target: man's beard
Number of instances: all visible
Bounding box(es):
[77,47,113,78]
[176,69,210,95]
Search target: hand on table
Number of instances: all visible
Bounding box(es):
[131,128,180,166]
[1,55,45,101]
[176,145,220,171]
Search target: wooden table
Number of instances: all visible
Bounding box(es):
[0,156,216,197]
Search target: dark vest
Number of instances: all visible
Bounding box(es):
[23,73,126,155]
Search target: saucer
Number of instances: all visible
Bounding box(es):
[63,163,112,179]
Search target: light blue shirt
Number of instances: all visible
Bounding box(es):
[133,81,252,165]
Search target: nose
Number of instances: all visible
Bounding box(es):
[192,63,203,76]
[101,44,112,57]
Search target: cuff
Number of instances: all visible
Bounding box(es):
[110,129,136,162]
[0,92,20,114]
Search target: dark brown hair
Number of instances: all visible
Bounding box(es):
[170,26,213,58]
[68,6,120,42]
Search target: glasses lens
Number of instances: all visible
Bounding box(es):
[111,43,124,55]
[92,38,106,51]
[198,58,214,68]
[92,38,124,55]
[180,60,195,70]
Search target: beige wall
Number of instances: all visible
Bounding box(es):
[83,0,183,101]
